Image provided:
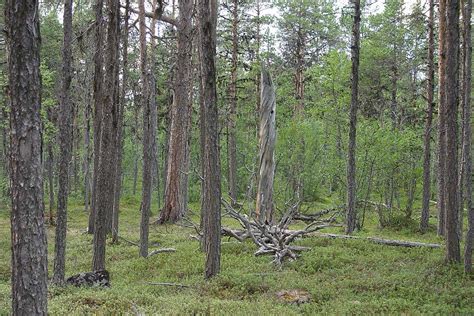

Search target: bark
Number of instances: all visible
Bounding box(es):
[420,0,435,233]
[47,140,55,225]
[89,0,105,234]
[255,70,276,223]
[463,0,474,273]
[346,0,361,235]
[93,0,120,271]
[6,0,48,312]
[199,0,221,279]
[227,0,238,205]
[112,0,129,244]
[84,95,92,213]
[437,0,447,237]
[444,0,460,263]
[138,0,153,257]
[159,0,193,223]
[52,0,74,286]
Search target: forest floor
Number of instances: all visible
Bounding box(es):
[0,198,473,315]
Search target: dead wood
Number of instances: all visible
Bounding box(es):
[313,233,441,248]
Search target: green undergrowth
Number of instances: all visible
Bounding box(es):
[0,201,473,315]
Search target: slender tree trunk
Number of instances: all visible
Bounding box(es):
[84,99,92,213]
[138,0,152,257]
[89,0,105,234]
[255,69,276,223]
[437,0,447,237]
[112,0,129,244]
[159,0,193,223]
[52,0,74,285]
[47,140,55,225]
[199,0,221,279]
[463,0,474,273]
[6,0,48,312]
[132,103,139,196]
[444,0,461,263]
[420,0,435,233]
[227,0,238,205]
[346,0,361,235]
[93,0,120,271]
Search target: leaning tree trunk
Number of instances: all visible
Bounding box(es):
[6,0,49,312]
[437,0,447,237]
[199,0,221,279]
[52,0,74,285]
[444,0,461,263]
[346,0,361,235]
[255,69,276,224]
[463,0,474,273]
[159,0,193,224]
[93,0,120,271]
[420,0,436,233]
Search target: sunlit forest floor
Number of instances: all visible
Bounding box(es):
[0,198,473,315]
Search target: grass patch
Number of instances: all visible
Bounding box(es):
[0,201,473,314]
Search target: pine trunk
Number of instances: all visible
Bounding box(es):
[6,0,49,312]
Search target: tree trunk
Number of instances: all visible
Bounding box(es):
[462,0,473,273]
[255,69,276,223]
[6,0,48,312]
[47,140,55,225]
[84,96,92,213]
[89,0,105,235]
[437,0,447,237]
[443,0,461,263]
[227,0,238,205]
[159,0,193,223]
[199,0,221,279]
[52,0,74,285]
[346,0,361,235]
[112,0,129,244]
[93,0,120,271]
[420,0,435,233]
[138,0,152,257]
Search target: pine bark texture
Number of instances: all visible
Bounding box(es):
[6,0,48,313]
[437,0,447,237]
[463,0,473,273]
[255,70,276,223]
[159,0,193,223]
[112,0,129,244]
[89,0,105,234]
[444,0,460,263]
[420,0,435,233]
[138,0,152,257]
[199,0,221,279]
[346,0,361,235]
[93,0,120,271]
[53,0,74,285]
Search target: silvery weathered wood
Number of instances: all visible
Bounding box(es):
[256,69,276,223]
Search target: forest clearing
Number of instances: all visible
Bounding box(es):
[0,199,473,314]
[2,0,474,314]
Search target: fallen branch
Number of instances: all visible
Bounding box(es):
[146,282,191,288]
[313,233,441,248]
[118,235,140,247]
[147,248,176,257]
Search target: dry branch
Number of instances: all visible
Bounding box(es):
[313,233,441,248]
